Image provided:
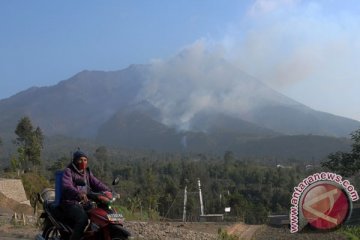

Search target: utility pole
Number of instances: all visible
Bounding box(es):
[198,178,204,216]
[183,185,187,222]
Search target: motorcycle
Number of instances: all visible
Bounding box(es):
[36,177,131,240]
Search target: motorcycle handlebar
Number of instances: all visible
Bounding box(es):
[85,191,117,204]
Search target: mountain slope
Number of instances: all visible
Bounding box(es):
[249,105,360,136]
[0,49,359,156]
[0,65,149,138]
[95,107,352,158]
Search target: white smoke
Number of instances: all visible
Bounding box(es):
[221,1,360,88]
[222,0,360,120]
[138,40,294,130]
[140,40,233,130]
[247,0,300,17]
[139,1,360,124]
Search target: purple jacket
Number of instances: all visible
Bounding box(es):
[61,163,110,206]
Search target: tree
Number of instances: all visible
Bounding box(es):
[94,146,109,172]
[143,167,159,212]
[224,150,234,172]
[14,116,44,170]
[10,155,21,175]
[94,146,110,180]
[48,156,69,173]
[29,127,43,166]
[322,129,360,176]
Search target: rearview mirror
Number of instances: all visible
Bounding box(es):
[112,176,120,186]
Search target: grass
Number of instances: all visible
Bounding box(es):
[217,228,240,240]
[113,205,160,221]
[340,226,360,240]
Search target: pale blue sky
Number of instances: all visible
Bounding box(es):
[1,0,360,121]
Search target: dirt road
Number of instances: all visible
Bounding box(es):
[0,224,38,239]
[226,223,262,239]
[0,237,32,240]
[0,222,348,240]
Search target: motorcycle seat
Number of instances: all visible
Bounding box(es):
[45,200,67,223]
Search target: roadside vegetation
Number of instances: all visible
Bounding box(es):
[217,228,239,240]
[341,226,360,240]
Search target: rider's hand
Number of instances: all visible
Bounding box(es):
[104,191,113,199]
[79,192,88,203]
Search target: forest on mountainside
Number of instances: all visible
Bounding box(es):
[1,116,359,224]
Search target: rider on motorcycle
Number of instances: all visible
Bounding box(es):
[61,150,111,240]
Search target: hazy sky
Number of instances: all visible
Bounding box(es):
[1,0,359,121]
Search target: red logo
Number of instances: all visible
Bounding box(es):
[301,183,350,230]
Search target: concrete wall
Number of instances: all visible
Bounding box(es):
[0,178,30,205]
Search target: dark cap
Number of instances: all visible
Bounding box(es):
[72,150,88,163]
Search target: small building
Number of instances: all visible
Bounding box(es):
[267,215,289,226]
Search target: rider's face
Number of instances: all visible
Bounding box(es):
[77,157,88,164]
[77,157,88,170]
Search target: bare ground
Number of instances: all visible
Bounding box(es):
[0,224,39,239]
[253,225,347,240]
[0,221,350,240]
[226,223,261,239]
[0,221,225,240]
[0,194,349,240]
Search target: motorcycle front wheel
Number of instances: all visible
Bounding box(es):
[43,225,63,240]
[109,224,131,240]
